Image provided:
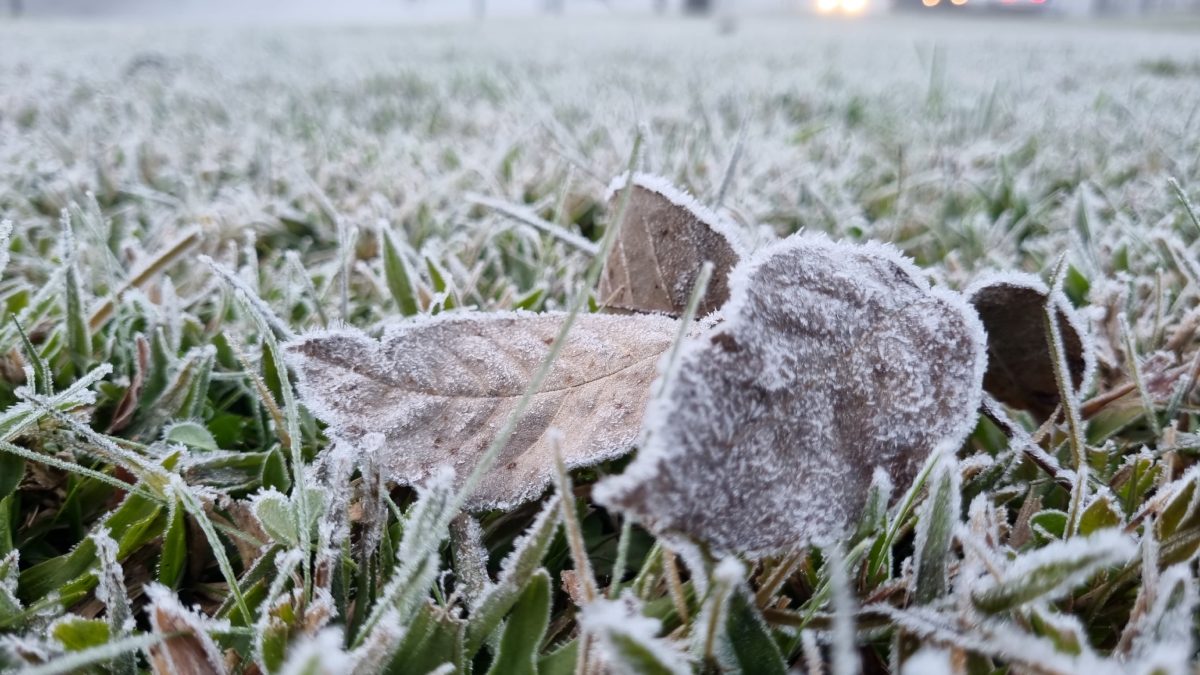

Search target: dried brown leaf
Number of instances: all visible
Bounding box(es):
[596,234,986,556]
[966,272,1095,418]
[145,583,226,675]
[286,312,678,511]
[106,333,149,434]
[599,173,743,317]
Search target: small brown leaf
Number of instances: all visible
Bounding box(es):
[596,234,986,556]
[106,333,149,433]
[599,173,743,317]
[286,312,678,511]
[145,583,226,675]
[965,272,1095,418]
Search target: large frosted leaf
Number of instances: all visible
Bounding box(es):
[596,234,986,556]
[965,272,1094,417]
[286,312,677,511]
[599,173,743,317]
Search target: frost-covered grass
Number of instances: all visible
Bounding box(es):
[2,13,1200,674]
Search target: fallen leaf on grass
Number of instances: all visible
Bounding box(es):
[596,234,986,557]
[965,272,1095,418]
[599,173,743,317]
[145,583,226,675]
[286,312,678,511]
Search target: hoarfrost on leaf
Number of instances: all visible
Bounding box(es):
[965,271,1095,417]
[144,582,228,675]
[971,529,1136,614]
[596,233,986,556]
[600,173,743,318]
[286,311,677,511]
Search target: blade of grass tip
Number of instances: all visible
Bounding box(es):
[21,632,169,675]
[0,220,11,281]
[607,518,633,600]
[552,436,598,605]
[88,226,201,330]
[606,262,712,603]
[713,115,748,211]
[338,224,357,322]
[23,390,165,485]
[653,261,713,401]
[827,547,860,675]
[0,266,64,352]
[631,543,662,600]
[0,362,112,443]
[379,227,420,317]
[1119,313,1160,437]
[600,263,710,598]
[790,536,874,634]
[552,165,575,226]
[467,193,600,255]
[755,551,804,609]
[0,438,155,500]
[447,132,643,518]
[60,210,91,377]
[199,255,295,341]
[866,451,941,582]
[234,291,311,599]
[979,395,1074,491]
[13,314,53,397]
[1045,256,1088,538]
[253,548,305,670]
[1168,177,1200,235]
[285,251,329,328]
[662,547,689,625]
[170,475,252,623]
[1152,270,1166,349]
[1165,346,1200,423]
[700,564,733,665]
[226,336,292,451]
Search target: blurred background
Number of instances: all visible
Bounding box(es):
[6,0,1200,21]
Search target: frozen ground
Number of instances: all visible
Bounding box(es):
[2,16,1198,290]
[3,13,1200,673]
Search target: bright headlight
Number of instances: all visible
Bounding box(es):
[815,0,840,13]
[841,0,869,14]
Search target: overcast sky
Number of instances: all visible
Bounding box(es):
[19,0,793,22]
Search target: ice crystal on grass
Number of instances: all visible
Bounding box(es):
[91,528,133,638]
[597,233,986,556]
[581,594,691,675]
[286,311,677,511]
[0,551,20,626]
[599,173,743,318]
[1131,563,1197,672]
[966,271,1095,417]
[971,530,1136,614]
[280,629,352,675]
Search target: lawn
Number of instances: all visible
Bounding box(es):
[1,13,1200,674]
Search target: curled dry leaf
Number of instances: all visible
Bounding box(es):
[596,234,986,557]
[599,173,743,317]
[965,272,1095,418]
[145,583,226,675]
[286,312,677,511]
